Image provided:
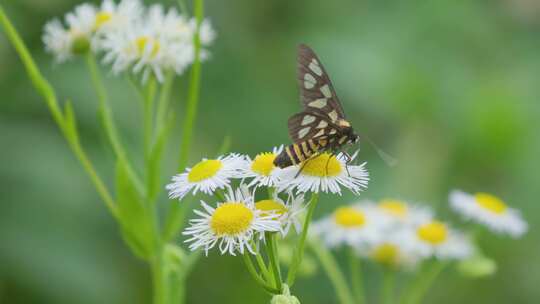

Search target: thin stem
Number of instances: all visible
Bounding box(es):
[155,72,174,135]
[381,270,395,304]
[85,53,143,193]
[242,253,280,294]
[286,192,319,286]
[144,77,157,162]
[266,232,282,291]
[401,261,447,304]
[310,239,355,304]
[250,240,270,282]
[348,247,366,304]
[151,252,167,304]
[177,0,203,171]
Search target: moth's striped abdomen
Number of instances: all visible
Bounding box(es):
[273,139,324,168]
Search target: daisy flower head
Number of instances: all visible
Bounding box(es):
[43,3,97,62]
[376,198,433,225]
[254,191,306,236]
[93,0,144,34]
[361,233,421,270]
[242,145,284,188]
[277,151,369,195]
[183,186,281,255]
[311,203,386,248]
[400,220,473,260]
[166,154,247,201]
[449,190,528,238]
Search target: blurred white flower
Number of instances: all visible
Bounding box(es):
[254,191,305,236]
[449,190,527,238]
[400,220,473,260]
[311,204,386,248]
[376,198,433,226]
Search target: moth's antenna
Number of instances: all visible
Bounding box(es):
[359,134,398,167]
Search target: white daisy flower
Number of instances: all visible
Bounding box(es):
[93,0,144,34]
[42,3,96,62]
[400,220,473,260]
[376,198,433,225]
[254,191,305,236]
[277,151,369,195]
[361,234,421,270]
[241,146,284,188]
[183,186,281,255]
[449,190,527,238]
[311,204,386,248]
[166,154,247,201]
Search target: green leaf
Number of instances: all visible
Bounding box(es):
[116,159,155,259]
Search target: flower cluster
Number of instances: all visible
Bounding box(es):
[312,198,472,269]
[42,0,215,82]
[166,147,369,255]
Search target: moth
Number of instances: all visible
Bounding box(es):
[274,44,359,169]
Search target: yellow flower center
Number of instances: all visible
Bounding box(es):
[417,221,447,245]
[302,153,342,177]
[187,159,222,182]
[255,199,287,219]
[251,152,277,176]
[474,193,507,214]
[94,12,112,29]
[379,199,408,218]
[210,202,254,236]
[372,243,399,266]
[334,207,365,228]
[136,36,160,58]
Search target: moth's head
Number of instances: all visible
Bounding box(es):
[338,119,359,144]
[349,131,360,144]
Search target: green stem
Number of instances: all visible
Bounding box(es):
[266,232,282,291]
[310,239,355,304]
[348,247,366,304]
[401,261,447,304]
[0,7,117,217]
[177,0,203,171]
[243,253,280,294]
[382,270,395,304]
[85,53,143,193]
[144,77,157,162]
[151,252,167,304]
[155,72,174,135]
[250,240,270,282]
[286,192,319,286]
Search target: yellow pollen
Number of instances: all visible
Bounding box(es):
[379,199,408,218]
[94,12,112,29]
[474,193,507,214]
[251,152,277,176]
[302,153,342,177]
[187,159,222,182]
[334,207,365,228]
[210,202,254,236]
[417,221,448,245]
[136,36,160,58]
[255,199,287,219]
[372,243,399,266]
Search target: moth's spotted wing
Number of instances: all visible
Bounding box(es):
[287,111,340,144]
[297,44,346,123]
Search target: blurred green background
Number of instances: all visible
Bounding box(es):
[1,0,539,303]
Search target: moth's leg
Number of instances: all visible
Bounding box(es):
[342,152,352,177]
[325,150,339,176]
[295,153,320,178]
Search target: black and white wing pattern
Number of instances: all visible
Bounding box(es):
[287,111,340,144]
[297,44,346,123]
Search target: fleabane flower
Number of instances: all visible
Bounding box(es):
[166,154,246,201]
[362,235,421,270]
[183,186,281,255]
[42,3,97,62]
[242,146,284,188]
[311,204,385,248]
[255,191,305,236]
[376,198,433,225]
[449,190,527,238]
[277,151,369,195]
[93,0,144,34]
[400,220,473,260]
